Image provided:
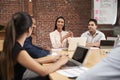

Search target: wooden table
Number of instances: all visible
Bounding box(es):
[49,49,109,80]
[0,40,3,51]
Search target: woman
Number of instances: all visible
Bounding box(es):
[49,16,73,48]
[0,12,68,80]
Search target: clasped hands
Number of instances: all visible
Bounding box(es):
[61,31,73,43]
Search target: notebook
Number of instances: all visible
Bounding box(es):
[68,37,87,51]
[100,40,115,49]
[64,45,89,67]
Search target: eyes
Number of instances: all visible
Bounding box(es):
[57,18,64,24]
[88,24,94,26]
[57,20,64,24]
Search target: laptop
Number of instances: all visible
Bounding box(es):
[100,40,115,49]
[57,46,89,79]
[64,45,89,67]
[107,37,120,47]
[68,37,87,51]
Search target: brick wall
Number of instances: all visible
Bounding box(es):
[1,0,119,47]
[32,0,91,47]
[0,0,28,26]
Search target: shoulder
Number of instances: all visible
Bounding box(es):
[50,30,58,35]
[83,31,89,34]
[12,42,25,58]
[97,30,105,35]
[81,31,89,36]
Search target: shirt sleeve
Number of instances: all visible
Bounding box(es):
[76,46,120,80]
[25,44,50,58]
[81,32,86,37]
[24,38,50,58]
[100,33,106,40]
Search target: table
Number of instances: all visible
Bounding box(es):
[49,49,110,80]
[0,40,3,51]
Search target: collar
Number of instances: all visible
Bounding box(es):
[55,30,64,33]
[87,30,99,36]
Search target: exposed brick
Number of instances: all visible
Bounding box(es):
[0,0,119,47]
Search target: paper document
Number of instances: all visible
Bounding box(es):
[51,48,62,52]
[56,67,89,78]
[51,52,58,56]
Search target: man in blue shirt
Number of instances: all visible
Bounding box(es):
[24,36,50,58]
[22,18,51,80]
[23,18,50,58]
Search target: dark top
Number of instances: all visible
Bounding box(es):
[12,42,26,80]
[24,36,50,58]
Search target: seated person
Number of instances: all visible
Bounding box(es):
[23,17,54,79]
[24,18,50,58]
[0,12,68,80]
[24,36,50,58]
[49,16,73,49]
[76,7,120,80]
[81,18,106,47]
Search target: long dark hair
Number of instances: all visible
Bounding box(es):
[0,12,32,80]
[54,16,65,31]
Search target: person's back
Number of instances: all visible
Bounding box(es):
[76,45,120,80]
[0,12,68,80]
[24,36,50,58]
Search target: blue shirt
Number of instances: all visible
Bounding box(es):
[24,36,50,58]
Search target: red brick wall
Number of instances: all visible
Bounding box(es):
[32,0,91,47]
[1,0,118,47]
[0,0,28,26]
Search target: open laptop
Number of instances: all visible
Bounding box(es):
[57,46,89,79]
[68,37,87,51]
[100,40,115,49]
[107,36,120,47]
[64,45,89,67]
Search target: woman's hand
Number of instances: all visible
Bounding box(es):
[61,31,74,42]
[57,54,69,66]
[65,31,73,38]
[67,31,73,37]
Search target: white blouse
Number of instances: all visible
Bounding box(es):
[49,30,68,48]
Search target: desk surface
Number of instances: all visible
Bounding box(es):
[49,49,109,80]
[0,40,3,51]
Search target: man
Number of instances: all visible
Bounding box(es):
[24,36,50,58]
[76,10,120,80]
[24,18,50,58]
[22,18,55,80]
[81,19,106,47]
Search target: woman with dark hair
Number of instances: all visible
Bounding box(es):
[50,16,73,48]
[0,12,68,80]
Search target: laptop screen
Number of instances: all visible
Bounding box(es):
[72,46,89,63]
[100,40,115,49]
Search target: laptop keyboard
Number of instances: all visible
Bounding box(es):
[65,60,78,67]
